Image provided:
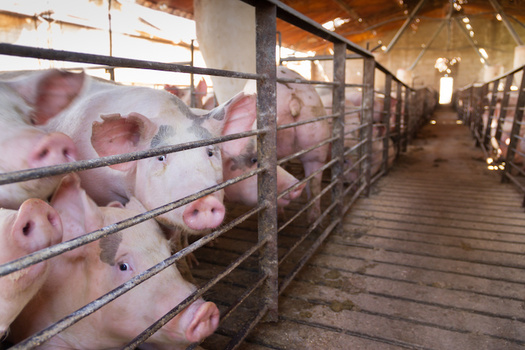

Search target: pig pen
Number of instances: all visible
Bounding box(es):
[0,1,446,349]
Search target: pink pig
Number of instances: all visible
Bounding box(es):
[9,174,219,349]
[243,67,331,221]
[0,198,63,335]
[0,73,78,209]
[7,69,258,234]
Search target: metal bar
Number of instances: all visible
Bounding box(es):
[11,204,262,349]
[394,82,403,157]
[385,0,427,53]
[331,41,346,234]
[0,43,262,81]
[362,57,375,196]
[0,129,263,185]
[453,18,490,65]
[382,75,393,173]
[487,0,524,45]
[255,1,279,323]
[125,235,268,349]
[408,19,447,71]
[502,68,525,182]
[494,74,514,143]
[402,86,410,152]
[483,80,500,148]
[0,166,264,277]
[278,218,340,294]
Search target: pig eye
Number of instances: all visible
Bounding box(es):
[207,148,214,157]
[157,155,167,162]
[118,263,130,271]
[251,157,257,164]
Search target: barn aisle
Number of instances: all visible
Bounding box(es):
[236,106,525,350]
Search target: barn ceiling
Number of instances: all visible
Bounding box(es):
[138,0,525,55]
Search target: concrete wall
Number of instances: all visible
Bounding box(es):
[362,16,524,92]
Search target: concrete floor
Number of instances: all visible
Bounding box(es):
[194,106,525,350]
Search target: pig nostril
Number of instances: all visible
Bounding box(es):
[39,149,49,159]
[193,209,199,217]
[22,222,32,236]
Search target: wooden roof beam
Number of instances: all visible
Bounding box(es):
[384,0,427,53]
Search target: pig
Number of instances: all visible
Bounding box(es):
[0,74,78,209]
[8,174,219,349]
[0,198,63,335]
[6,69,258,234]
[243,66,331,222]
[191,103,306,209]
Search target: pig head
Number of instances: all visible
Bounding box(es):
[32,70,258,234]
[192,98,305,209]
[0,72,79,209]
[9,174,219,349]
[0,198,62,335]
[243,67,330,222]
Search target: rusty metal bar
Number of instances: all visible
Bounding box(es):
[11,203,262,349]
[0,129,263,185]
[501,68,525,183]
[487,0,524,46]
[494,74,515,143]
[362,57,376,197]
[125,235,268,349]
[331,41,346,234]
[483,80,500,148]
[0,166,264,277]
[0,43,261,81]
[401,86,410,152]
[255,1,279,323]
[383,74,393,172]
[385,0,427,53]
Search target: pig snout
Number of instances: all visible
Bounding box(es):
[182,195,225,231]
[278,181,306,207]
[13,198,63,253]
[28,132,77,169]
[185,301,220,343]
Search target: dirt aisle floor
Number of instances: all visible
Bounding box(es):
[237,106,525,350]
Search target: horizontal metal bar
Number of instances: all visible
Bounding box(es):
[0,167,265,276]
[125,233,268,348]
[0,43,262,81]
[0,128,265,185]
[278,218,339,295]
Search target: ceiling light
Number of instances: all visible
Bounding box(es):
[479,48,488,59]
[462,17,470,23]
[469,31,475,37]
[465,24,472,30]
[496,14,502,21]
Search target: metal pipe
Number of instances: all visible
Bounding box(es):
[385,0,427,53]
[255,2,279,323]
[488,0,524,46]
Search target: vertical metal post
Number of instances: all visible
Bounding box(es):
[494,74,514,143]
[483,80,500,148]
[401,86,410,152]
[331,41,346,230]
[190,39,196,108]
[255,2,278,323]
[362,57,375,197]
[382,75,393,173]
[394,81,403,157]
[502,68,525,183]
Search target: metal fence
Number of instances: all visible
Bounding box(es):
[456,65,525,206]
[0,1,435,349]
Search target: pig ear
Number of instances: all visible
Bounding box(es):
[8,69,85,125]
[91,113,156,172]
[50,174,104,242]
[207,92,257,156]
